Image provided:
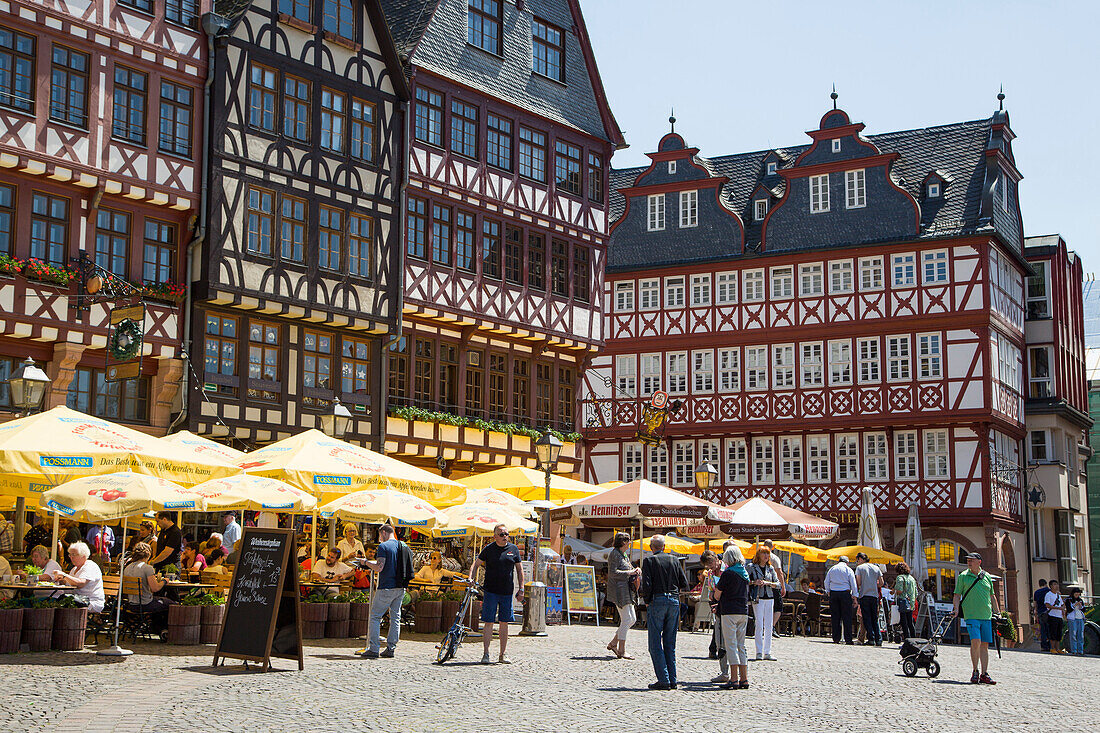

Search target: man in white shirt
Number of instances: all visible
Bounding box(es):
[220,512,241,554]
[824,556,858,644]
[1044,580,1066,654]
[854,552,884,646]
[311,548,353,598]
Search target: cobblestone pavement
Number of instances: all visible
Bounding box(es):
[1,625,1095,733]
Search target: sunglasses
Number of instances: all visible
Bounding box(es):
[496,532,509,538]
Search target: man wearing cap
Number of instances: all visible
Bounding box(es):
[220,512,241,555]
[951,552,1000,684]
[823,555,858,644]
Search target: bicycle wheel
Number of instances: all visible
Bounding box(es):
[436,629,459,664]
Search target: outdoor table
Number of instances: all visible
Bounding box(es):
[299,581,347,590]
[0,582,70,597]
[163,581,215,590]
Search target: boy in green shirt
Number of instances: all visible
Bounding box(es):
[951,553,1000,684]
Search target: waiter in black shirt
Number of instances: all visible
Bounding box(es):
[151,511,183,572]
[640,535,689,690]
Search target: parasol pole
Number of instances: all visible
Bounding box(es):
[51,512,60,563]
[98,522,132,657]
[310,508,318,562]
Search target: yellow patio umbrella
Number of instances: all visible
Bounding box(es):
[682,538,754,555]
[746,540,828,563]
[187,474,317,513]
[458,487,538,518]
[0,406,241,499]
[627,535,699,554]
[161,430,248,464]
[598,480,625,489]
[457,466,602,506]
[432,503,538,539]
[821,545,903,564]
[317,488,449,530]
[239,429,464,505]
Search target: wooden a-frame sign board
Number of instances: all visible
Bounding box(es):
[213,528,304,671]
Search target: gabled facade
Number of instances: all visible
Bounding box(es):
[190,0,408,447]
[0,0,208,431]
[378,0,624,476]
[582,102,1036,619]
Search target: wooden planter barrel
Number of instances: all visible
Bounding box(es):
[349,603,370,637]
[414,599,442,634]
[471,601,482,632]
[21,607,55,652]
[200,604,226,644]
[325,602,350,638]
[52,607,88,651]
[441,600,461,629]
[301,602,328,639]
[0,608,23,654]
[166,604,202,645]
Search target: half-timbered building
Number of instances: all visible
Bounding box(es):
[377,0,624,476]
[580,99,1040,617]
[189,0,408,447]
[0,0,206,431]
[1022,234,1091,591]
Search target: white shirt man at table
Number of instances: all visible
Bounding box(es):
[311,548,353,598]
[220,512,241,554]
[0,554,13,601]
[823,556,859,645]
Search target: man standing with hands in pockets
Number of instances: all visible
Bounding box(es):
[468,524,524,664]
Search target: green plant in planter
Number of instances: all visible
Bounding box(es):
[179,592,206,606]
[22,565,43,576]
[417,589,444,604]
[333,591,368,604]
[202,593,226,606]
[0,253,23,275]
[441,587,465,602]
[0,599,22,610]
[160,564,180,577]
[34,596,79,609]
[303,592,329,603]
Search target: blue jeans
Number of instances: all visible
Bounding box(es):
[368,587,405,653]
[647,595,679,685]
[1067,618,1085,654]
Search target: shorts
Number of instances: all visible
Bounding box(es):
[965,618,993,643]
[1046,616,1064,641]
[481,591,515,623]
[773,595,784,612]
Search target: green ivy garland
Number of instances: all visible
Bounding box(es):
[108,318,143,361]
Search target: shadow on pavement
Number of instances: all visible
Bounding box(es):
[0,653,127,666]
[180,664,291,675]
[570,655,617,661]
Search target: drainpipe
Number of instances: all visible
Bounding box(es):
[169,12,231,434]
[378,98,409,449]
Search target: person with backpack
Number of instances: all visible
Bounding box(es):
[950,552,1000,684]
[361,524,413,659]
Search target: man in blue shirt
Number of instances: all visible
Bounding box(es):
[220,512,241,555]
[1032,579,1049,652]
[361,524,404,659]
[85,525,115,556]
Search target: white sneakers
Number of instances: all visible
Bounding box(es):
[764,654,776,661]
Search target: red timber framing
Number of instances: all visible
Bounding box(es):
[0,0,207,433]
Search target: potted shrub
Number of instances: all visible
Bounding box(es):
[22,565,43,585]
[326,593,352,638]
[0,253,22,277]
[441,587,463,629]
[301,592,328,639]
[21,598,56,651]
[199,593,227,644]
[414,589,443,634]
[161,564,181,582]
[47,595,88,651]
[0,600,23,654]
[346,591,370,637]
[166,592,203,645]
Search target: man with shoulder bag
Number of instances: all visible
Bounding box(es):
[951,553,1000,684]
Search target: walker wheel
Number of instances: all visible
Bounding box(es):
[926,660,941,678]
[902,658,918,677]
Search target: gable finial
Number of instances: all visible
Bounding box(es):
[997,85,1005,111]
[669,108,676,134]
[830,84,838,110]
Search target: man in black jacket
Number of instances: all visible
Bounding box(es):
[641,535,689,690]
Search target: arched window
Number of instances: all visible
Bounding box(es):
[922,539,965,602]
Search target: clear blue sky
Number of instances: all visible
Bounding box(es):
[583,0,1100,271]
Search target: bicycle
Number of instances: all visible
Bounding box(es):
[435,579,482,664]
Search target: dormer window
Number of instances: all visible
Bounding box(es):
[532,18,565,81]
[754,199,768,221]
[468,0,503,56]
[927,182,940,198]
[831,139,841,153]
[647,194,665,231]
[668,160,676,175]
[766,162,777,176]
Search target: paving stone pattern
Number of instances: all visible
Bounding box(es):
[1,626,1094,732]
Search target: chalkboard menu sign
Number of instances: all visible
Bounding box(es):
[213,528,303,671]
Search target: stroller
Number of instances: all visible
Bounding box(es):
[898,613,953,678]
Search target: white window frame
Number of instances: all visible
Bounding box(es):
[829,339,852,386]
[801,342,823,388]
[718,347,740,392]
[1026,261,1051,319]
[892,253,916,287]
[859,256,884,291]
[770,266,793,300]
[664,276,685,309]
[917,333,942,379]
[865,432,888,480]
[615,355,636,395]
[924,429,949,478]
[809,173,830,213]
[927,181,940,198]
[800,263,823,297]
[746,346,769,391]
[680,190,698,228]
[1028,346,1052,398]
[831,138,841,153]
[647,194,665,231]
[858,337,880,383]
[1029,430,1050,463]
[807,435,830,482]
[765,161,777,176]
[672,440,695,487]
[639,278,660,310]
[836,434,859,482]
[668,160,676,175]
[666,351,688,395]
[623,442,644,482]
[648,444,668,485]
[613,281,634,312]
[829,260,854,294]
[743,269,764,302]
[845,169,866,209]
[726,438,748,485]
[895,430,918,480]
[716,271,738,304]
[887,335,911,381]
[773,344,795,389]
[640,353,662,396]
[692,350,713,393]
[779,437,802,483]
[754,199,768,221]
[690,274,711,307]
[923,250,948,284]
[752,438,774,484]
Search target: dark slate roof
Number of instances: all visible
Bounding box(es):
[379,0,619,143]
[609,117,995,270]
[214,0,252,21]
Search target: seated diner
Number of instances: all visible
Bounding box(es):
[52,541,105,612]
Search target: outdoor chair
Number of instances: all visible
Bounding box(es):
[801,593,829,637]
[692,598,713,632]
[88,575,122,645]
[780,591,806,635]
